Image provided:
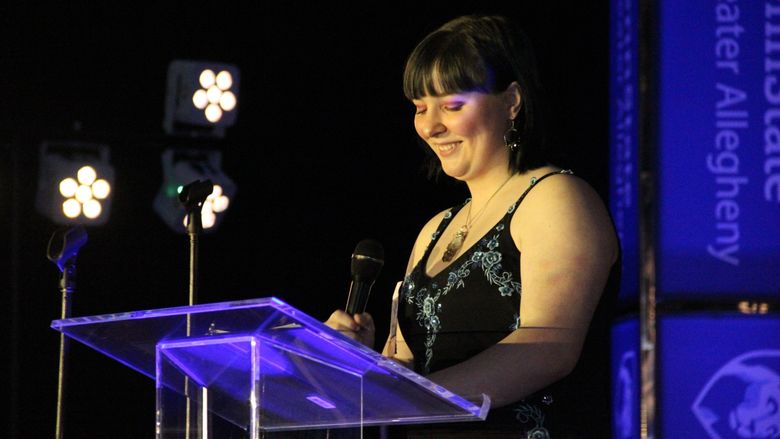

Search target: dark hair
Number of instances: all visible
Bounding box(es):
[403,15,550,177]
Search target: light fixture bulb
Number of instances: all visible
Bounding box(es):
[202,211,216,229]
[212,195,229,213]
[199,69,216,89]
[216,71,233,90]
[219,91,236,111]
[59,178,78,197]
[192,89,209,110]
[63,199,81,218]
[205,104,223,122]
[92,179,111,199]
[77,166,97,185]
[75,185,93,203]
[82,199,102,219]
[206,86,221,104]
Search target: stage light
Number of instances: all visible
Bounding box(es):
[36,142,115,225]
[153,148,236,233]
[164,60,240,139]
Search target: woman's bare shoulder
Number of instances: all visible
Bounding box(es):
[512,172,616,259]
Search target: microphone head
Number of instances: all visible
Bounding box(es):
[351,239,384,280]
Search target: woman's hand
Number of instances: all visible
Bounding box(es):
[325,310,376,349]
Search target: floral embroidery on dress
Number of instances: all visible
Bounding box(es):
[514,403,550,439]
[401,276,415,304]
[526,427,551,439]
[401,223,521,373]
[471,233,520,297]
[411,282,447,373]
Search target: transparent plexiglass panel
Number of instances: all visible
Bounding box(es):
[52,297,488,437]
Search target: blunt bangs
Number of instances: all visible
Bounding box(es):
[403,33,494,100]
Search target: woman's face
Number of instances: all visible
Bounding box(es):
[412,89,514,181]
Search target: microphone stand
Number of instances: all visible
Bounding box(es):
[178,180,213,439]
[47,227,88,439]
[184,198,203,309]
[54,259,75,439]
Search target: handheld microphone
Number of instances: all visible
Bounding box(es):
[345,239,384,315]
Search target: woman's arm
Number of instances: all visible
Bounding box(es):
[426,176,618,408]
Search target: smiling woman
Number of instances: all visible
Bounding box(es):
[411,90,517,182]
[326,14,620,438]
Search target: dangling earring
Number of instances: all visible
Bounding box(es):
[504,119,521,152]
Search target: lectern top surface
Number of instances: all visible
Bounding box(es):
[51,297,489,431]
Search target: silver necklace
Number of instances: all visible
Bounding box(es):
[441,175,514,262]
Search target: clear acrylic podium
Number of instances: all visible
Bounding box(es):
[51,297,489,437]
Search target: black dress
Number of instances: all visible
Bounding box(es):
[395,171,621,438]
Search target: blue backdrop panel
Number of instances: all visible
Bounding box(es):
[610,0,641,302]
[611,316,640,439]
[657,1,780,296]
[659,313,780,438]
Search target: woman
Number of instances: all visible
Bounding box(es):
[327,14,619,438]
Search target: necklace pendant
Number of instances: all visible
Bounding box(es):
[442,226,468,262]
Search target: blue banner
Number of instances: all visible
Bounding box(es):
[657,0,780,296]
[610,0,641,302]
[659,313,780,437]
[611,316,641,439]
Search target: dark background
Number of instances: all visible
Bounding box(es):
[2,2,610,437]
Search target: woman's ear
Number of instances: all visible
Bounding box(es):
[505,82,523,119]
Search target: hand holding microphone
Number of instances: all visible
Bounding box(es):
[325,239,384,348]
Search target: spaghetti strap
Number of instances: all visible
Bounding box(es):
[418,201,468,266]
[515,169,574,207]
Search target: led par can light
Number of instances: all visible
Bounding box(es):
[164,60,241,139]
[35,141,115,225]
